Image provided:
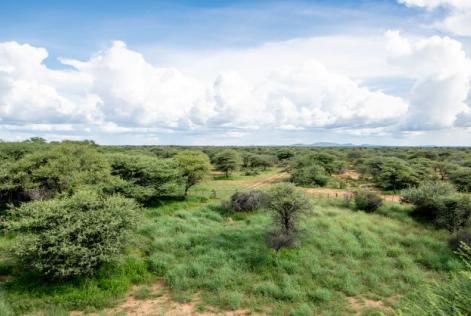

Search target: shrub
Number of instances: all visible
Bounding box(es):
[0,143,120,206]
[291,165,329,187]
[449,167,471,192]
[213,150,242,178]
[354,190,383,213]
[174,150,211,195]
[402,182,471,232]
[265,183,311,250]
[224,190,267,212]
[401,182,455,219]
[448,231,471,254]
[108,153,184,204]
[5,190,138,279]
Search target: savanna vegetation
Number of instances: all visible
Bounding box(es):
[0,139,470,315]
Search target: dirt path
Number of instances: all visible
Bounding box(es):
[247,172,289,189]
[70,282,257,316]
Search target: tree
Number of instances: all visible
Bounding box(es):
[213,149,242,178]
[174,150,211,195]
[265,183,311,250]
[0,143,120,207]
[108,153,184,204]
[449,167,471,192]
[5,190,138,279]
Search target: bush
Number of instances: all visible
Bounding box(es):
[291,165,329,187]
[448,231,471,254]
[224,190,267,212]
[108,153,184,204]
[5,191,138,279]
[213,150,242,178]
[0,143,120,206]
[265,184,311,250]
[402,182,471,232]
[449,167,471,192]
[354,190,383,213]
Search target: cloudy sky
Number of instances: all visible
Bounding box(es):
[1,0,471,145]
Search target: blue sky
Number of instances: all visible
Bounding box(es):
[1,0,471,145]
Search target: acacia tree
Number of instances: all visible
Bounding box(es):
[266,183,311,250]
[213,149,242,178]
[174,150,211,195]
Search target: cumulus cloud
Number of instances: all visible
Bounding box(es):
[0,39,410,140]
[385,30,471,130]
[0,33,470,143]
[398,0,471,36]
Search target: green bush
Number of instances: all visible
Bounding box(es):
[354,190,383,213]
[448,230,471,254]
[291,165,329,187]
[0,143,120,206]
[5,191,138,279]
[266,184,311,250]
[174,150,211,195]
[402,182,471,232]
[108,153,184,204]
[213,149,242,178]
[449,167,471,192]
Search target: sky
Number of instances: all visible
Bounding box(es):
[1,0,471,145]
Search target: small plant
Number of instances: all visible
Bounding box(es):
[448,230,471,254]
[5,190,138,279]
[223,190,267,212]
[265,183,311,250]
[354,189,383,213]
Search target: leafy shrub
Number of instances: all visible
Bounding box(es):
[213,149,242,177]
[108,153,184,204]
[265,184,311,250]
[354,190,383,213]
[244,168,260,176]
[0,143,120,206]
[5,190,138,279]
[448,230,471,254]
[174,150,211,195]
[402,182,471,232]
[291,165,329,187]
[224,190,267,212]
[401,182,455,218]
[449,167,471,192]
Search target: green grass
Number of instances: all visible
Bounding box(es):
[0,172,464,315]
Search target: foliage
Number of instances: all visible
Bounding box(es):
[108,153,184,204]
[402,182,471,232]
[291,164,329,187]
[354,190,383,213]
[213,149,242,177]
[174,150,211,195]
[265,184,310,249]
[0,143,119,207]
[223,190,267,212]
[448,230,471,254]
[398,246,471,316]
[5,191,138,279]
[449,167,471,192]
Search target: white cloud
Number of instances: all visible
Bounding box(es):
[0,33,470,144]
[399,0,471,36]
[0,39,410,138]
[386,31,471,130]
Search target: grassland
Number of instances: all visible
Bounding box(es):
[0,169,464,315]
